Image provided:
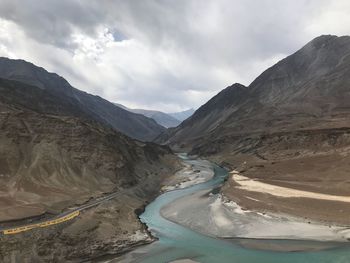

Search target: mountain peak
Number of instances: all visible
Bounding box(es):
[175,82,248,126]
[248,34,350,103]
[309,34,338,43]
[217,82,247,98]
[305,34,350,50]
[226,82,247,91]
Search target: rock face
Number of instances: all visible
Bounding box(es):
[114,103,181,128]
[0,76,178,262]
[162,35,350,224]
[0,57,165,141]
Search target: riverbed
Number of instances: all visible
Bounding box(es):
[110,156,350,263]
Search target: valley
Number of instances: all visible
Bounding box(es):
[2,1,350,262]
[2,34,350,263]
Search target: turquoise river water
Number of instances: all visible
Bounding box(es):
[121,157,350,263]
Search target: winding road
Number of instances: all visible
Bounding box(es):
[0,190,122,235]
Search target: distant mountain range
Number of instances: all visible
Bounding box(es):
[115,103,195,128]
[168,108,195,122]
[0,57,165,141]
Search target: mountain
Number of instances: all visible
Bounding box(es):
[157,83,248,147]
[162,35,350,150]
[0,77,178,260]
[114,103,181,128]
[131,109,180,128]
[161,35,350,225]
[0,57,165,141]
[168,108,195,121]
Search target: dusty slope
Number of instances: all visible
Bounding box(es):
[0,78,179,262]
[162,35,350,224]
[0,57,165,141]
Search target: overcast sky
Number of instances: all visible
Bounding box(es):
[0,0,350,112]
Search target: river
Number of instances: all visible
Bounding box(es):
[115,156,350,263]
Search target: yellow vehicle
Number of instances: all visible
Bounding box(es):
[3,211,80,235]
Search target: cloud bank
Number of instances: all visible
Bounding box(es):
[0,0,349,111]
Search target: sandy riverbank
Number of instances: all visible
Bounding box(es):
[108,158,350,263]
[161,188,350,242]
[231,170,350,202]
[159,160,350,248]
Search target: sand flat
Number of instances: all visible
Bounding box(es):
[231,171,350,203]
[161,183,350,242]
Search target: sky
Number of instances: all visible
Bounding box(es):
[0,1,350,112]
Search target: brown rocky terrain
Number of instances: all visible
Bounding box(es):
[160,35,350,225]
[0,77,179,262]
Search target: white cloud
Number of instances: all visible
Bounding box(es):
[72,27,115,61]
[0,20,17,58]
[0,1,349,112]
[305,1,350,38]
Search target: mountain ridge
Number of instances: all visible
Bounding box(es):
[168,108,195,121]
[0,57,165,141]
[160,35,350,149]
[114,103,181,128]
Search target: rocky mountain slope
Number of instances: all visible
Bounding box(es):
[0,57,165,141]
[114,103,181,128]
[157,83,248,148]
[162,35,350,149]
[0,77,179,262]
[161,35,350,225]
